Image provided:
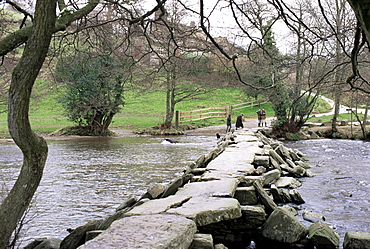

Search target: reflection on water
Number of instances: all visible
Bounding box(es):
[285,139,370,244]
[0,135,217,245]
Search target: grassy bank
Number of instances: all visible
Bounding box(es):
[0,78,336,138]
[0,85,273,138]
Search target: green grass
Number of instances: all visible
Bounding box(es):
[308,113,364,123]
[311,97,331,114]
[0,86,272,138]
[110,89,272,130]
[0,81,334,138]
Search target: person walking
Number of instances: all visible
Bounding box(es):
[256,109,262,127]
[226,114,232,132]
[260,108,267,127]
[235,113,244,130]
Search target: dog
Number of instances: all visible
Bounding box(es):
[161,138,177,144]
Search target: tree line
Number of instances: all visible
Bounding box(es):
[1,0,370,247]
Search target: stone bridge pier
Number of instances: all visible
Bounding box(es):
[52,129,370,249]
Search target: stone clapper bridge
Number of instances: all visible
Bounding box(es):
[61,129,341,249]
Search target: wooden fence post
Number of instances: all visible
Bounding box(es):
[175,111,179,129]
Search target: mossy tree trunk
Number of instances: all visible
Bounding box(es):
[0,0,55,247]
[0,1,101,245]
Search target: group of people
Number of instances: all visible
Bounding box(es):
[226,107,267,132]
[256,107,267,127]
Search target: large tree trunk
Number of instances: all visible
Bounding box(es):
[348,1,370,44]
[164,73,175,128]
[0,0,56,247]
[332,0,345,133]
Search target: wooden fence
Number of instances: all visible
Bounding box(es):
[177,107,229,124]
[176,99,268,125]
[230,99,268,111]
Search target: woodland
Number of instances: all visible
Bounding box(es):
[1,0,370,247]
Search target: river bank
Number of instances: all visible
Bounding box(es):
[24,128,370,249]
[2,121,369,248]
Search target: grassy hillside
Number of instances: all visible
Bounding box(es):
[0,78,334,138]
[0,81,273,138]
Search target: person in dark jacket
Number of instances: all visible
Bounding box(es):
[226,114,232,132]
[235,113,244,130]
[260,108,267,127]
[256,109,262,127]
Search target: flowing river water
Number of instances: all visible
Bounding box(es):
[1,135,369,247]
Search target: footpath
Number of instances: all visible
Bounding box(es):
[30,128,370,249]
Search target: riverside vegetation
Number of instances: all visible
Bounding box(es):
[0,80,335,139]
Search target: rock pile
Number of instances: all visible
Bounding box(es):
[25,130,370,249]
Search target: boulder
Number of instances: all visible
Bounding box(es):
[294,149,308,161]
[253,155,270,167]
[161,175,184,198]
[141,183,166,199]
[234,186,258,205]
[79,214,197,249]
[24,238,61,249]
[194,155,206,168]
[98,207,132,230]
[275,144,292,161]
[305,169,316,177]
[282,205,298,216]
[308,221,340,248]
[240,175,264,187]
[302,210,325,223]
[116,195,137,212]
[269,157,282,171]
[262,169,281,186]
[24,238,47,249]
[60,220,101,249]
[270,184,284,203]
[189,233,214,249]
[254,166,267,175]
[280,188,292,203]
[290,165,307,177]
[288,149,301,161]
[191,168,208,175]
[289,189,305,204]
[261,207,308,244]
[253,180,277,214]
[85,230,104,242]
[204,150,218,166]
[269,149,286,165]
[161,173,193,198]
[274,177,302,188]
[214,244,228,249]
[286,158,297,169]
[307,130,320,138]
[240,205,266,229]
[295,160,311,169]
[343,231,370,249]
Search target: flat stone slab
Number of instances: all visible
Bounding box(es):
[125,195,192,216]
[274,176,302,188]
[79,214,196,249]
[176,179,239,197]
[201,142,258,180]
[166,196,242,226]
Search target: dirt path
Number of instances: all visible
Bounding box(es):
[185,118,262,136]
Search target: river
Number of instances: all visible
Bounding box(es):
[285,138,370,245]
[1,136,369,248]
[0,135,217,247]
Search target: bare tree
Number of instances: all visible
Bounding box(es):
[0,0,165,246]
[3,0,370,246]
